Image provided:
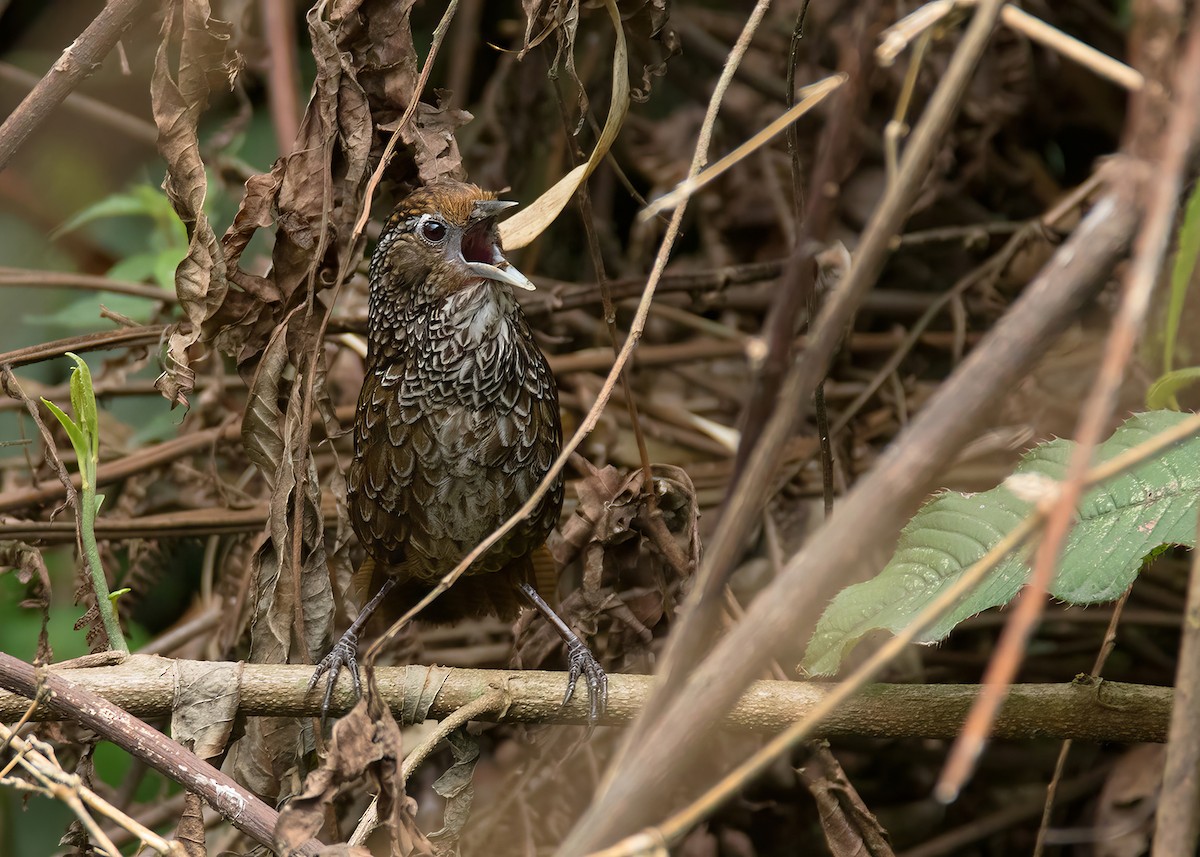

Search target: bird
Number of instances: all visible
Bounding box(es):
[309,180,607,722]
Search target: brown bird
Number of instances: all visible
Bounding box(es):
[310,180,607,721]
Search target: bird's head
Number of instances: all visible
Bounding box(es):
[369,181,532,304]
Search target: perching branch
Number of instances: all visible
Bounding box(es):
[0,654,1172,744]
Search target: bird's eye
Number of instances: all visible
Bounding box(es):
[421,219,447,243]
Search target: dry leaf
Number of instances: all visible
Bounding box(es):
[174,791,208,857]
[275,699,433,857]
[171,659,243,761]
[151,0,239,406]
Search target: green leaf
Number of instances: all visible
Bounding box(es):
[105,253,160,286]
[1147,367,1200,410]
[26,293,157,329]
[108,588,131,602]
[153,247,186,291]
[40,398,87,470]
[803,411,1200,675]
[64,353,98,462]
[53,191,156,238]
[1162,181,1200,375]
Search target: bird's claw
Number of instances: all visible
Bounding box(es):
[562,637,608,726]
[308,629,362,721]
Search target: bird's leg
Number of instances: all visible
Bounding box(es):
[308,577,397,719]
[517,582,608,724]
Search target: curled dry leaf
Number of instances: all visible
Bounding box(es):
[522,462,698,671]
[174,791,207,857]
[213,0,470,366]
[427,729,481,844]
[521,0,586,120]
[274,699,433,857]
[391,96,472,184]
[151,0,239,406]
[1094,744,1163,857]
[622,0,681,103]
[226,316,336,798]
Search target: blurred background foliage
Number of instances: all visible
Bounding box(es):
[0,1,299,849]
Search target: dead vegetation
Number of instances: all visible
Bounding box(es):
[1,1,1199,855]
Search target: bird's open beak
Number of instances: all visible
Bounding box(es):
[462,199,534,290]
[465,259,535,291]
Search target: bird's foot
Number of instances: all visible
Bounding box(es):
[308,629,362,721]
[562,637,608,726]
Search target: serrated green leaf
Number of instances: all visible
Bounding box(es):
[803,411,1200,675]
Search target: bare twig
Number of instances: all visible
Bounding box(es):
[0,652,322,856]
[0,0,149,171]
[936,5,1200,802]
[260,0,301,155]
[0,324,169,370]
[561,174,1136,852]
[0,266,178,301]
[568,4,1011,849]
[0,62,159,146]
[1151,505,1200,855]
[1032,584,1134,856]
[0,715,183,857]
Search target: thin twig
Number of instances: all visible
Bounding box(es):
[0,62,159,147]
[1032,584,1133,856]
[583,409,1200,855]
[570,5,1010,849]
[0,0,149,171]
[0,652,322,856]
[548,64,655,495]
[1151,504,1200,855]
[260,0,301,155]
[0,267,176,301]
[935,7,1200,801]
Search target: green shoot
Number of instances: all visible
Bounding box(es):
[41,352,128,654]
